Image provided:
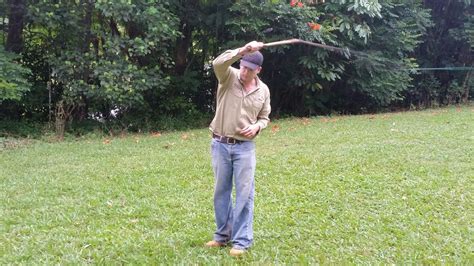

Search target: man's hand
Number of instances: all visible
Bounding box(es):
[239,41,264,56]
[240,124,260,138]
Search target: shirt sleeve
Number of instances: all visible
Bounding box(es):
[212,49,241,85]
[256,90,271,130]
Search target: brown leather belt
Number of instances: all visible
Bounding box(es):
[212,133,243,144]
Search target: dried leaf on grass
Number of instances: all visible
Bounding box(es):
[151,131,162,137]
[271,125,280,134]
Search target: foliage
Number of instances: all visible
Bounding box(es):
[0,118,45,138]
[407,0,473,107]
[16,0,181,125]
[222,0,431,114]
[336,1,432,111]
[0,0,472,133]
[0,46,31,102]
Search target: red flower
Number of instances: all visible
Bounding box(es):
[307,22,321,31]
[290,0,298,7]
[297,2,304,7]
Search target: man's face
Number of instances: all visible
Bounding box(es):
[239,62,261,83]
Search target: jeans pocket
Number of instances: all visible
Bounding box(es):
[211,137,217,147]
[240,141,255,152]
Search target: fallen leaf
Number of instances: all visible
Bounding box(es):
[271,125,280,134]
[151,131,162,137]
[181,133,189,140]
[103,139,111,145]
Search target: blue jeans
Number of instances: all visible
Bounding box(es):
[211,138,256,250]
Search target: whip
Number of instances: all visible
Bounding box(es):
[262,38,474,72]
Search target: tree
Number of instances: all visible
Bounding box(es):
[407,0,473,107]
[331,1,431,111]
[0,0,31,105]
[0,0,471,135]
[0,45,31,103]
[22,0,181,136]
[5,0,26,53]
[223,0,430,114]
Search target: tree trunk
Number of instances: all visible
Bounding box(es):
[82,0,93,80]
[175,21,193,75]
[55,101,75,141]
[462,70,472,103]
[82,0,93,52]
[174,0,199,75]
[55,102,66,141]
[6,0,26,53]
[109,18,120,36]
[2,14,6,44]
[126,20,150,66]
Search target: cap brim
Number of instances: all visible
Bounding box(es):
[240,60,260,71]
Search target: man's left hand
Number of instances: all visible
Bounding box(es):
[240,124,260,138]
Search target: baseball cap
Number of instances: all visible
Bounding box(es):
[241,51,264,70]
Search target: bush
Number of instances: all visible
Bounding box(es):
[0,119,49,138]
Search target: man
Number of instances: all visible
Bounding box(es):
[205,41,271,257]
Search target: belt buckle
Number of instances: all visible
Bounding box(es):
[227,137,236,144]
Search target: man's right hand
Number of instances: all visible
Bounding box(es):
[239,41,264,56]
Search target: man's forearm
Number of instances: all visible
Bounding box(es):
[212,49,241,82]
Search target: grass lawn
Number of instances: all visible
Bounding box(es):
[1,106,473,264]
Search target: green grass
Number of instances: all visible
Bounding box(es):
[1,106,473,264]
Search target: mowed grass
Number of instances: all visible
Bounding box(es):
[1,106,473,264]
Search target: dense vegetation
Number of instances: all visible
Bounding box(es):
[0,0,472,137]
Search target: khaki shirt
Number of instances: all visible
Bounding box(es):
[209,49,271,141]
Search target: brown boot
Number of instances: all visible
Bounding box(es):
[205,240,226,247]
[229,247,246,257]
